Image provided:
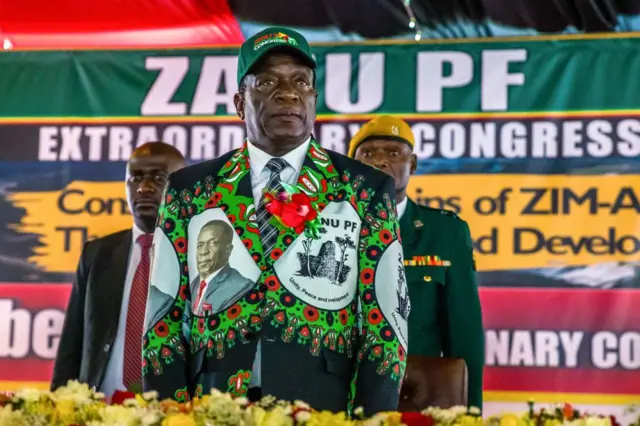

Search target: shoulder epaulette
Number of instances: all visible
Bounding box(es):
[416,203,461,220]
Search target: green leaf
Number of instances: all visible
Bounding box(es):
[280,182,298,195]
[127,383,143,394]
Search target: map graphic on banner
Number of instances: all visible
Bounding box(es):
[0,34,638,420]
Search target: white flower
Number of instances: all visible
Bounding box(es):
[97,405,139,425]
[52,380,99,406]
[141,391,158,401]
[450,405,469,416]
[235,397,249,407]
[140,411,162,426]
[293,400,311,410]
[294,411,312,423]
[584,417,612,426]
[14,388,47,403]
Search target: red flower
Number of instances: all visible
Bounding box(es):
[265,193,285,216]
[109,390,136,405]
[401,412,435,426]
[266,191,317,233]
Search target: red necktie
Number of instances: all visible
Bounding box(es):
[193,280,207,313]
[123,233,153,390]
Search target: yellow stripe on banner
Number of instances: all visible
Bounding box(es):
[484,391,640,405]
[0,381,50,392]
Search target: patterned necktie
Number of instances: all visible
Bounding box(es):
[256,158,288,258]
[123,233,153,390]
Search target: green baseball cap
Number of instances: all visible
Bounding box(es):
[237,26,316,86]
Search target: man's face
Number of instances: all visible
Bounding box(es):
[125,153,183,231]
[235,52,317,145]
[354,139,417,197]
[196,225,232,277]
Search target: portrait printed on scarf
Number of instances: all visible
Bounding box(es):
[145,226,181,331]
[375,239,410,351]
[187,209,261,316]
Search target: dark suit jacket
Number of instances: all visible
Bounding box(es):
[400,199,484,410]
[143,139,407,415]
[51,229,132,391]
[189,265,255,315]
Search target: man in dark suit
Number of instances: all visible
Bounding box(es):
[349,116,485,410]
[51,142,186,396]
[143,27,408,415]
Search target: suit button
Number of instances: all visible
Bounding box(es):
[103,344,110,352]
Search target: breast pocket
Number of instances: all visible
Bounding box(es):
[405,266,446,343]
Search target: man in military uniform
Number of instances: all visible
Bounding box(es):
[349,115,484,410]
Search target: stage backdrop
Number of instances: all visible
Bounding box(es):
[0,34,638,421]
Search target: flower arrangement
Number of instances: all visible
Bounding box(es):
[263,183,324,238]
[0,381,634,426]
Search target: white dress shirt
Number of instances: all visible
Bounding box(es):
[100,224,148,397]
[245,137,311,388]
[397,197,408,219]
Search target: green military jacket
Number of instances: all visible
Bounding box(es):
[399,198,484,410]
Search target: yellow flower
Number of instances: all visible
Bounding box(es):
[246,405,267,426]
[305,411,352,426]
[457,414,485,426]
[54,399,77,423]
[0,405,28,426]
[500,414,520,426]
[163,413,197,426]
[134,394,148,407]
[259,406,294,426]
[585,417,612,426]
[374,411,402,426]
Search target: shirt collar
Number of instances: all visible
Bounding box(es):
[397,197,408,219]
[132,223,148,243]
[246,136,311,178]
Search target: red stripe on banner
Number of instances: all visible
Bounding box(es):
[0,283,72,385]
[485,367,640,394]
[0,283,71,310]
[0,359,56,382]
[2,283,640,395]
[0,0,245,49]
[480,288,640,331]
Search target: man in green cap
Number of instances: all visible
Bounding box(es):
[349,115,485,410]
[143,28,408,414]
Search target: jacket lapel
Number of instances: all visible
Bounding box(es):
[399,198,423,249]
[202,265,232,302]
[96,231,131,336]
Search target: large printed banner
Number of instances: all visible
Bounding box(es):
[0,35,638,417]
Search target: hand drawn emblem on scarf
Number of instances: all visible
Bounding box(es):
[296,233,356,285]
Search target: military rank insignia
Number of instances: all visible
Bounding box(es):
[404,255,451,267]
